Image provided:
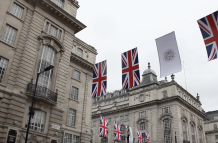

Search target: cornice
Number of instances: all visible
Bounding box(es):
[92,96,206,118]
[71,52,94,69]
[205,129,218,134]
[204,120,218,124]
[68,0,80,8]
[73,37,97,55]
[25,0,86,34]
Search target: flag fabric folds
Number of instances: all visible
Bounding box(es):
[146,132,150,143]
[136,130,143,143]
[155,32,182,78]
[197,10,218,61]
[128,126,134,143]
[121,47,140,89]
[99,116,108,138]
[92,60,107,98]
[114,122,122,142]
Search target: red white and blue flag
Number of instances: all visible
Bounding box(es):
[146,132,150,143]
[92,60,107,98]
[121,47,140,89]
[114,122,121,142]
[99,116,108,138]
[197,10,218,61]
[137,130,143,143]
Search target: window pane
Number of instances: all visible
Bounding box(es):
[77,48,83,57]
[182,121,187,140]
[10,3,24,19]
[0,57,8,83]
[49,25,57,37]
[163,119,171,143]
[142,133,146,143]
[25,110,45,132]
[37,45,56,89]
[73,135,79,143]
[191,126,195,143]
[120,116,124,121]
[1,25,17,45]
[101,137,108,143]
[68,109,76,126]
[163,90,168,98]
[58,30,62,40]
[140,122,146,131]
[64,133,72,143]
[54,0,64,8]
[73,70,80,80]
[125,115,128,120]
[71,86,78,100]
[45,22,49,32]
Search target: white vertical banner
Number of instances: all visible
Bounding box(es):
[126,126,133,143]
[155,31,182,78]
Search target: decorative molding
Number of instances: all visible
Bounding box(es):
[190,120,196,126]
[136,117,149,124]
[71,52,94,69]
[160,113,173,121]
[181,115,188,123]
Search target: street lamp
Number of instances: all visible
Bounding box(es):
[25,65,54,143]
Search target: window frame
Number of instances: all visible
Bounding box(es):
[162,107,170,114]
[76,47,83,58]
[162,90,168,98]
[1,24,17,46]
[0,56,9,84]
[67,108,76,127]
[64,133,72,143]
[73,70,80,81]
[43,20,63,41]
[10,2,24,19]
[163,119,171,143]
[71,86,79,100]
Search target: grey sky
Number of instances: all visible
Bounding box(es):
[76,0,218,112]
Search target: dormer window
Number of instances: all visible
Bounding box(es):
[51,0,64,8]
[77,48,83,57]
[162,107,170,114]
[43,21,63,40]
[162,90,168,98]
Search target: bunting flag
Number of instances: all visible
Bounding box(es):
[114,122,122,142]
[92,60,107,98]
[146,132,150,143]
[121,47,140,89]
[197,10,218,61]
[136,130,143,143]
[99,116,108,138]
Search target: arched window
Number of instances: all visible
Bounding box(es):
[214,124,217,129]
[182,121,187,141]
[121,125,126,143]
[140,122,146,131]
[77,48,83,57]
[163,119,171,143]
[198,129,203,143]
[101,137,108,143]
[37,45,56,89]
[191,125,196,143]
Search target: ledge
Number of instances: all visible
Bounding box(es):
[25,0,86,34]
[26,92,57,106]
[71,52,93,69]
[0,40,16,51]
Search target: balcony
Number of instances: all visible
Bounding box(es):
[26,82,58,105]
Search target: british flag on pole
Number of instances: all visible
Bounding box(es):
[114,122,121,142]
[121,47,140,89]
[92,60,107,98]
[197,10,218,61]
[99,116,108,138]
[136,130,143,143]
[146,132,150,143]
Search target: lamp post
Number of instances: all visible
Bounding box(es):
[25,65,54,143]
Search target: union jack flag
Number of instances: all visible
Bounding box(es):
[92,60,107,98]
[121,47,140,89]
[99,116,108,138]
[137,130,143,143]
[114,122,121,142]
[146,132,150,143]
[197,11,218,61]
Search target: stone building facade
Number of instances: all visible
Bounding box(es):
[0,0,97,142]
[204,110,218,143]
[91,64,206,143]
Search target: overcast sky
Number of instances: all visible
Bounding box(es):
[75,0,218,112]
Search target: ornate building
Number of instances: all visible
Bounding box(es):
[204,110,218,143]
[91,63,206,143]
[0,0,97,142]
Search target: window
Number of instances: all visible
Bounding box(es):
[0,57,8,83]
[125,115,128,120]
[25,110,45,132]
[140,122,146,131]
[77,48,83,57]
[214,124,217,129]
[182,121,187,140]
[92,121,96,127]
[37,45,56,89]
[73,135,79,143]
[191,125,196,143]
[68,109,76,126]
[163,90,168,98]
[101,138,108,143]
[216,135,218,139]
[116,117,119,122]
[142,133,147,143]
[54,0,64,8]
[45,22,49,32]
[163,107,170,114]
[64,133,72,143]
[10,3,24,19]
[60,132,64,143]
[1,24,17,45]
[121,125,126,143]
[71,86,78,100]
[120,116,124,121]
[49,25,58,37]
[163,119,171,143]
[199,129,203,143]
[73,70,80,80]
